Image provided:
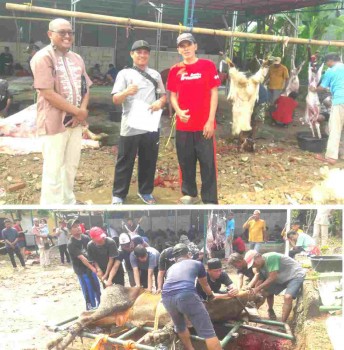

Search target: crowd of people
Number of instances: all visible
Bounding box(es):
[0,210,336,348]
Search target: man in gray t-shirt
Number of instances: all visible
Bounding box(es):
[111,40,167,205]
[130,244,160,291]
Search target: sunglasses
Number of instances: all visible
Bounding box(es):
[50,30,75,37]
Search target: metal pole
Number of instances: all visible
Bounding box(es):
[228,11,238,60]
[154,3,163,71]
[285,208,291,255]
[183,0,190,26]
[81,331,155,350]
[203,210,207,264]
[220,322,242,347]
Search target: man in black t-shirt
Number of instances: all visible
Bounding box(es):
[112,233,135,286]
[87,226,124,287]
[67,219,101,310]
[0,79,13,117]
[196,258,238,300]
[228,252,259,290]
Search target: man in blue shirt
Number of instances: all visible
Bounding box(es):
[225,212,235,259]
[162,243,222,350]
[1,219,26,269]
[312,53,344,164]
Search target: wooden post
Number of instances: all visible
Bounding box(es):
[6,3,344,47]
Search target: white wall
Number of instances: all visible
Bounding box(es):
[0,41,220,72]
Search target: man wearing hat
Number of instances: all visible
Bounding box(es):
[243,210,267,252]
[161,243,222,350]
[67,219,101,310]
[228,252,260,290]
[268,57,289,103]
[87,227,124,286]
[130,244,160,291]
[167,33,221,204]
[111,40,167,205]
[248,250,305,322]
[196,258,238,300]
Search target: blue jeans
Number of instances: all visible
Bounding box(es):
[77,271,101,310]
[162,291,216,339]
[249,242,262,252]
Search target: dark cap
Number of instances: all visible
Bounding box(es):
[207,258,222,270]
[131,40,151,51]
[67,218,80,230]
[291,220,301,226]
[177,33,196,46]
[172,243,189,258]
[132,236,144,247]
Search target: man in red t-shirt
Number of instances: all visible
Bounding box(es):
[167,33,221,204]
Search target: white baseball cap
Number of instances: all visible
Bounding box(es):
[119,233,131,245]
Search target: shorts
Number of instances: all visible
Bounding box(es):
[266,276,305,299]
[162,291,216,339]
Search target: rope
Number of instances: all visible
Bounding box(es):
[90,334,108,350]
[123,340,137,349]
[164,113,176,149]
[153,299,166,331]
[282,36,290,57]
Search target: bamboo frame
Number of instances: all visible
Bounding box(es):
[6,3,344,47]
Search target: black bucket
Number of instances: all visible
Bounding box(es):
[297,131,328,153]
[310,255,343,273]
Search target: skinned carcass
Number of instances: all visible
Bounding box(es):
[304,63,324,138]
[227,64,269,136]
[46,284,264,350]
[284,56,305,96]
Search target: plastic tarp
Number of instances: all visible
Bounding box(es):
[0,104,99,155]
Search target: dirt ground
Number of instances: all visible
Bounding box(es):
[1,81,343,205]
[3,238,342,350]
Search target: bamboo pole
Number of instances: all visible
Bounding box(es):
[6,3,344,47]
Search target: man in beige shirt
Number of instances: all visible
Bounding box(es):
[31,18,92,204]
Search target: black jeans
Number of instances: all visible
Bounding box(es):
[58,244,70,263]
[140,266,159,289]
[289,246,305,259]
[6,246,25,268]
[176,130,218,204]
[112,131,160,199]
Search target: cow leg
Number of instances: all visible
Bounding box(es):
[143,322,176,345]
[47,285,142,350]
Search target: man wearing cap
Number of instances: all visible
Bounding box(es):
[311,53,344,164]
[130,244,160,291]
[67,219,101,310]
[162,243,222,350]
[268,57,289,103]
[30,18,92,205]
[243,210,267,252]
[228,252,260,290]
[87,227,124,286]
[196,258,238,300]
[111,233,135,287]
[167,33,221,205]
[111,40,167,205]
[2,219,26,270]
[249,251,305,322]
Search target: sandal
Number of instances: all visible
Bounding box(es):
[138,193,156,205]
[112,196,123,205]
[315,154,336,165]
[268,308,277,320]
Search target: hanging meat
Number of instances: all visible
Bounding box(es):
[227,60,269,136]
[284,55,305,96]
[304,63,324,138]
